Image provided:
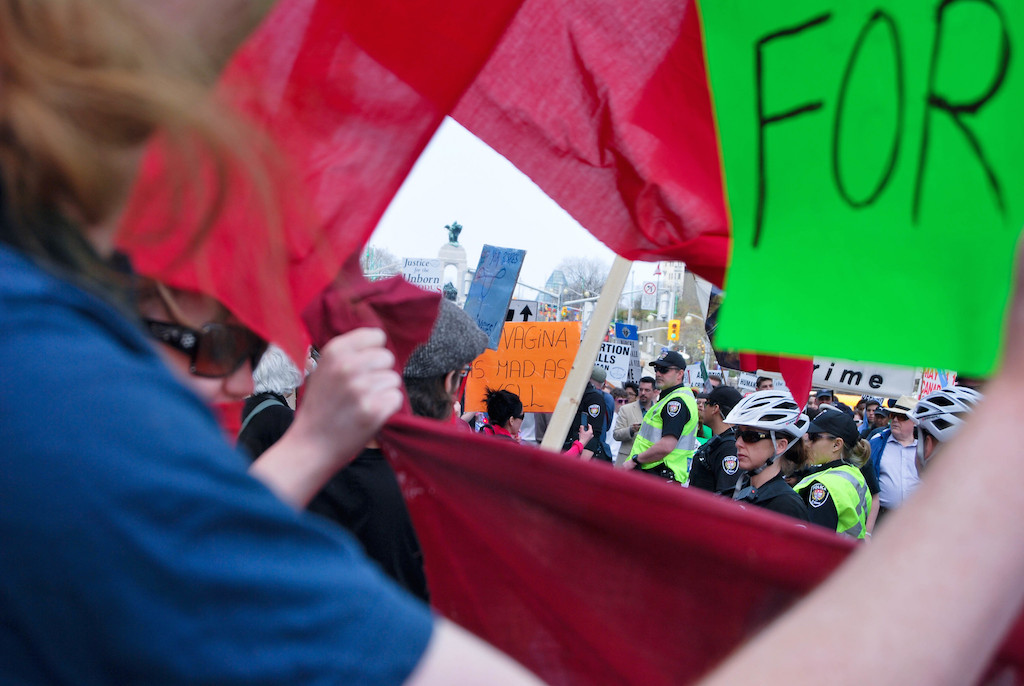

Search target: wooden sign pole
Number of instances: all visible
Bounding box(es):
[540,255,633,452]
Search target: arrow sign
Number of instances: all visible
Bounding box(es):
[507,299,541,323]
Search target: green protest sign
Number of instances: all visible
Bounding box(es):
[701,0,1023,375]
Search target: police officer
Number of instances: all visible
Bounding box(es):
[797,409,873,539]
[689,385,744,496]
[723,390,809,520]
[618,351,699,484]
[910,386,983,470]
[563,366,612,461]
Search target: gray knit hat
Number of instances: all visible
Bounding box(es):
[591,366,607,384]
[403,299,488,378]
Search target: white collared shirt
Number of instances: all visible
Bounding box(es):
[877,433,920,508]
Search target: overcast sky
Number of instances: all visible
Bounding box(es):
[370,118,662,299]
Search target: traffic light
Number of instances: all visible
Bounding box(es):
[667,319,681,341]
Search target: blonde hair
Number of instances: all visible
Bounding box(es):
[0,0,264,274]
[845,438,872,468]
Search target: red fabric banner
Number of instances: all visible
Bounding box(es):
[453,0,730,287]
[382,414,1024,684]
[120,0,733,364]
[109,1,1024,676]
[118,0,526,362]
[302,262,443,378]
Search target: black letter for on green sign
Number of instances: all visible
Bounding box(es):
[913,0,1010,223]
[832,11,905,208]
[754,13,832,248]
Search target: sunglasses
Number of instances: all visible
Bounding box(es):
[734,427,771,443]
[145,319,267,378]
[615,397,628,405]
[889,413,909,422]
[808,432,834,443]
[653,366,679,373]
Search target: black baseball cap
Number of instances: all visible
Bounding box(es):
[703,386,743,415]
[649,350,687,369]
[807,408,859,447]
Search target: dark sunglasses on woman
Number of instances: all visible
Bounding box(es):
[734,427,771,443]
[145,319,267,378]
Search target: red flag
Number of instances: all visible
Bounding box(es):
[453,0,730,287]
[381,414,1024,685]
[739,353,815,410]
[118,0,526,361]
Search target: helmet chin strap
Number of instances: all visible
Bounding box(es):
[915,434,933,472]
[747,430,779,476]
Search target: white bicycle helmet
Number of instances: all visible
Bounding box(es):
[725,390,808,472]
[910,387,982,443]
[725,390,808,439]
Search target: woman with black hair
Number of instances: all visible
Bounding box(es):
[481,388,526,441]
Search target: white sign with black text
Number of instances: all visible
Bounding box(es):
[596,338,640,385]
[402,258,443,292]
[506,299,541,322]
[812,357,917,398]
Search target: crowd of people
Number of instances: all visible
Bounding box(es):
[2,1,1023,684]
[468,351,980,542]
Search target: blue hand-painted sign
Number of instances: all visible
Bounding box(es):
[463,244,527,349]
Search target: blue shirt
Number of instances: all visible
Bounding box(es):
[0,245,432,684]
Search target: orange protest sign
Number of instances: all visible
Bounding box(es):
[465,322,581,413]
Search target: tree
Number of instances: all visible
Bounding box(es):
[360,244,401,281]
[555,257,609,297]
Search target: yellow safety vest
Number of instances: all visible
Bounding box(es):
[628,385,699,483]
[795,464,871,539]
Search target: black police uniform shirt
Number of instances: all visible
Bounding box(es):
[792,458,878,532]
[565,383,611,460]
[793,459,846,532]
[733,472,809,522]
[689,427,740,495]
[655,382,692,441]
